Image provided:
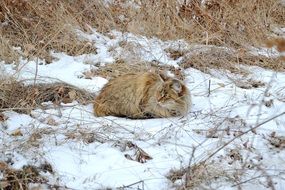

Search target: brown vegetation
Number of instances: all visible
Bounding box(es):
[0,79,94,113]
[84,59,185,80]
[0,162,47,190]
[0,0,98,64]
[167,162,228,190]
[180,47,285,73]
[0,0,284,69]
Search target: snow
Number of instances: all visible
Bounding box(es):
[1,29,285,189]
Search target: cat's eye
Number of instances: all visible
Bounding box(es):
[161,90,169,98]
[170,110,178,116]
[157,90,168,102]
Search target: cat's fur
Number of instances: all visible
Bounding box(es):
[94,72,191,118]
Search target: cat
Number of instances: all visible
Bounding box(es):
[94,71,191,119]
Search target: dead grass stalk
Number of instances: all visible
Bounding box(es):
[0,79,94,114]
[1,0,284,70]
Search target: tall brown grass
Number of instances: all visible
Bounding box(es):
[0,0,284,65]
[0,0,97,63]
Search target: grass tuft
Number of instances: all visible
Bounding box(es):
[0,79,94,113]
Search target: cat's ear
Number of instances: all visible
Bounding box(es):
[172,80,182,93]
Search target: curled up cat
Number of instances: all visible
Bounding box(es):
[94,72,191,119]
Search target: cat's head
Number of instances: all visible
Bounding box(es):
[155,73,190,115]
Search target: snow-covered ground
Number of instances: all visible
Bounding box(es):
[1,30,285,189]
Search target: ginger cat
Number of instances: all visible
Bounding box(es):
[94,72,191,119]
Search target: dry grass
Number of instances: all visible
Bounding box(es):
[0,0,97,63]
[102,0,285,48]
[0,162,48,190]
[179,46,285,73]
[167,162,230,190]
[1,0,284,68]
[180,0,285,46]
[0,36,20,64]
[0,79,94,114]
[83,59,186,80]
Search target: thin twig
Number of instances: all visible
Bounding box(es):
[208,79,211,97]
[205,111,285,162]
